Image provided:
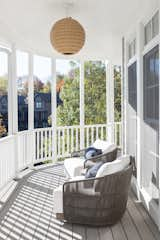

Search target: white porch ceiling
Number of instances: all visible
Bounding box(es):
[0,0,158,64]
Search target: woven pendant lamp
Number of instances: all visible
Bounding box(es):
[50,17,85,55]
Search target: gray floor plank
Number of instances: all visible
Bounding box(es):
[86,227,99,240]
[130,191,160,240]
[127,196,156,240]
[98,227,113,240]
[72,224,86,240]
[121,210,141,240]
[111,221,127,240]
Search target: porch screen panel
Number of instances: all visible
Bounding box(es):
[84,61,106,124]
[33,55,52,129]
[127,62,137,170]
[0,51,8,138]
[17,51,29,131]
[143,45,159,200]
[56,60,80,126]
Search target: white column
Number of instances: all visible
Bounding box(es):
[28,53,34,130]
[9,44,18,176]
[80,60,85,149]
[158,1,160,230]
[10,44,18,134]
[106,61,115,143]
[123,39,129,154]
[136,22,144,190]
[28,53,35,165]
[51,59,57,162]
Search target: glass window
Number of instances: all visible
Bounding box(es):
[114,66,121,122]
[33,55,52,128]
[0,51,8,138]
[152,11,159,38]
[56,60,80,126]
[128,39,136,60]
[142,45,159,200]
[144,20,152,45]
[144,11,159,45]
[17,50,29,131]
[84,61,106,124]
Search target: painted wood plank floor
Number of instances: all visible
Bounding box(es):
[0,163,160,240]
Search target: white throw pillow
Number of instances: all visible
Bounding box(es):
[92,139,111,152]
[102,143,117,154]
[96,155,130,178]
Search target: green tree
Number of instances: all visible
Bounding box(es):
[114,67,121,122]
[56,61,121,126]
[0,76,8,95]
[84,61,106,124]
[57,64,80,126]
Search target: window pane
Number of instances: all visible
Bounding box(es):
[145,20,152,45]
[114,66,121,121]
[143,45,159,200]
[56,60,80,126]
[0,51,8,138]
[152,11,159,38]
[84,61,106,124]
[34,55,52,128]
[17,50,29,131]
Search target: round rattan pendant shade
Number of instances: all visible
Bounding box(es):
[50,17,85,55]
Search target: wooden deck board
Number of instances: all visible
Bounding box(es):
[0,164,159,240]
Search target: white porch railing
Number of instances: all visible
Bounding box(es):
[0,122,122,191]
[34,122,122,162]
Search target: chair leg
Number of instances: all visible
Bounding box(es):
[56,213,64,220]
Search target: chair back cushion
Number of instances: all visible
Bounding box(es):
[92,139,116,153]
[92,139,110,152]
[96,155,130,178]
[102,143,117,154]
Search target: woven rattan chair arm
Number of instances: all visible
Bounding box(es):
[84,148,118,168]
[71,148,86,157]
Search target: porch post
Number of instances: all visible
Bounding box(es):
[106,61,115,143]
[158,1,160,230]
[28,53,34,131]
[51,59,57,162]
[122,37,127,154]
[28,53,35,164]
[136,22,144,190]
[10,44,18,176]
[80,60,85,149]
[10,44,18,134]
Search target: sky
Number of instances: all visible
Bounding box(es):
[0,51,73,80]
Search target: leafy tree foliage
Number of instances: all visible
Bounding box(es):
[57,65,80,126]
[114,67,121,122]
[84,61,106,124]
[56,61,121,126]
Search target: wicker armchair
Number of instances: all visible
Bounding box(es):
[63,163,133,226]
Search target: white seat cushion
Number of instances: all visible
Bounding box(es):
[53,176,85,214]
[53,185,63,214]
[64,157,85,178]
[96,155,130,178]
[92,139,111,152]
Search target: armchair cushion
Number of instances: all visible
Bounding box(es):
[92,139,110,152]
[96,155,130,178]
[53,185,63,214]
[85,161,103,179]
[64,157,85,178]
